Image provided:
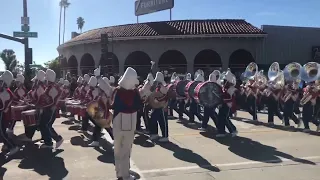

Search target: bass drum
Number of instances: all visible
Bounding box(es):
[194,81,223,107]
[184,81,202,98]
[175,80,190,97]
[166,84,176,99]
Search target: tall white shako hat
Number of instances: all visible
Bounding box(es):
[16,74,25,84]
[45,69,56,83]
[109,76,115,84]
[84,74,90,83]
[0,70,14,87]
[37,70,46,82]
[194,74,204,82]
[118,67,139,90]
[88,76,98,87]
[77,76,83,84]
[154,72,166,86]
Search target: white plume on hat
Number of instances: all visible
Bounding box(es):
[98,77,112,96]
[77,76,83,83]
[37,70,46,82]
[194,74,204,82]
[118,67,139,90]
[109,76,115,84]
[88,76,97,87]
[154,72,166,86]
[84,74,90,83]
[64,80,70,86]
[0,70,13,87]
[225,71,236,85]
[175,76,180,81]
[45,69,56,82]
[16,74,25,83]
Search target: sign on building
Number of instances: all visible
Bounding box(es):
[135,0,174,16]
[312,46,320,62]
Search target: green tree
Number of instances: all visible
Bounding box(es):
[77,17,85,33]
[44,57,61,78]
[0,49,17,71]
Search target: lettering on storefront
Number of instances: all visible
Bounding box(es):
[135,0,174,16]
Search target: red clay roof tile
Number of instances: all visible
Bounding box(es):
[64,19,265,45]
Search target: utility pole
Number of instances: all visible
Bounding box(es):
[23,0,31,85]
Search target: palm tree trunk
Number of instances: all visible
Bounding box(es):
[59,5,62,45]
[63,7,66,43]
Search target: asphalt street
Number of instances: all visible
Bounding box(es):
[1,110,320,180]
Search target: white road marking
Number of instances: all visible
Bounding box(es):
[139,156,320,174]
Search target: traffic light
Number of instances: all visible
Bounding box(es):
[101,34,109,54]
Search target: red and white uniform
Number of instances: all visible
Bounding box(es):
[79,85,90,101]
[60,86,70,100]
[27,82,46,105]
[222,86,237,113]
[81,87,99,105]
[12,86,27,105]
[0,88,14,126]
[37,83,62,109]
[72,85,82,100]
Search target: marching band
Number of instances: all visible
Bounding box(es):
[1,60,320,180]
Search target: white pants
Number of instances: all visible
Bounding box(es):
[113,112,137,179]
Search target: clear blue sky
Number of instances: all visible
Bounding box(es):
[0,0,319,71]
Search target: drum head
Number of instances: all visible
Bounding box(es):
[195,82,223,107]
[188,81,202,98]
[22,109,36,115]
[176,80,190,97]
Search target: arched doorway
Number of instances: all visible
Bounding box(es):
[80,53,95,75]
[194,49,222,79]
[100,53,119,76]
[67,55,78,76]
[158,50,187,79]
[229,49,255,78]
[124,51,152,80]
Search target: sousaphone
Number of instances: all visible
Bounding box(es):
[268,62,280,81]
[300,62,320,83]
[243,62,258,80]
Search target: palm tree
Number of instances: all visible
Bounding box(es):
[58,0,63,45]
[77,17,85,33]
[61,0,70,43]
[0,49,17,71]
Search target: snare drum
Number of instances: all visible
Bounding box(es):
[73,105,81,115]
[21,110,38,127]
[11,105,29,121]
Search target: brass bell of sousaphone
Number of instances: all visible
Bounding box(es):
[243,62,258,80]
[300,62,320,83]
[268,62,280,81]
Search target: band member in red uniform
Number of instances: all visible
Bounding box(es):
[7,74,27,136]
[88,77,114,147]
[73,76,84,100]
[216,70,238,137]
[112,67,143,180]
[245,77,258,121]
[80,76,99,133]
[22,70,46,141]
[37,69,64,149]
[0,70,19,156]
[149,72,169,142]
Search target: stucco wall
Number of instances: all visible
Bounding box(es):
[58,37,264,76]
[262,25,320,65]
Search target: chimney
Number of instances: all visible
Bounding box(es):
[71,32,80,38]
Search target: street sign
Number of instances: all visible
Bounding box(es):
[135,0,174,16]
[13,31,38,38]
[21,25,30,32]
[30,64,43,68]
[21,17,30,25]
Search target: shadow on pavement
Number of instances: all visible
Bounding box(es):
[158,142,220,172]
[200,132,316,165]
[17,144,68,179]
[133,134,155,148]
[232,116,320,136]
